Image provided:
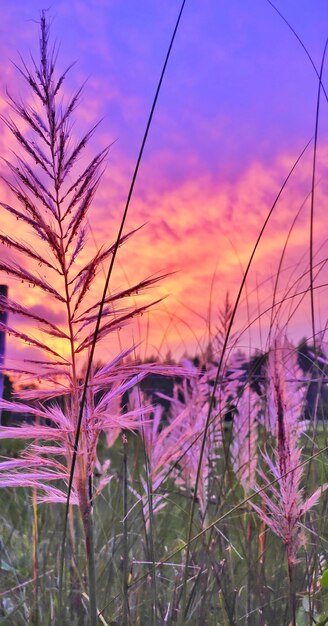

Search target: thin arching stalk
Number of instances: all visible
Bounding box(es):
[122,433,130,626]
[99,442,328,620]
[138,396,158,626]
[288,559,296,626]
[31,487,39,626]
[0,11,187,624]
[60,3,188,605]
[309,39,328,362]
[266,0,328,104]
[178,140,311,621]
[83,511,98,625]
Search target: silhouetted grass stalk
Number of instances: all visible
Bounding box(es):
[138,399,158,625]
[83,509,98,625]
[179,140,311,622]
[309,38,328,353]
[112,442,328,604]
[0,10,186,623]
[59,3,187,618]
[31,487,38,626]
[122,433,129,625]
[1,4,328,624]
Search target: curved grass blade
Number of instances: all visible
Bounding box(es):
[179,139,312,621]
[59,0,188,618]
[266,0,328,104]
[98,442,328,619]
[309,39,328,351]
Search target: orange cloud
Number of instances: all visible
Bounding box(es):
[0,20,327,370]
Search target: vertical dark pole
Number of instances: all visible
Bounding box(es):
[0,285,8,425]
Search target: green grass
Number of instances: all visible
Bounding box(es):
[1,427,328,625]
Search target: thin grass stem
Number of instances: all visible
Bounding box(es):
[83,510,98,626]
[60,1,187,597]
[179,139,311,622]
[309,39,328,355]
[99,442,328,618]
[122,433,130,626]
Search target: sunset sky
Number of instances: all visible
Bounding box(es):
[0,0,327,370]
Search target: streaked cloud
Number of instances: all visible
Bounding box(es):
[0,1,327,368]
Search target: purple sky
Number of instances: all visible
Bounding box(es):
[1,1,327,177]
[0,1,328,365]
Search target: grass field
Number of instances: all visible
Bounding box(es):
[1,4,328,625]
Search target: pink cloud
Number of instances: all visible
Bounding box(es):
[0,3,327,368]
